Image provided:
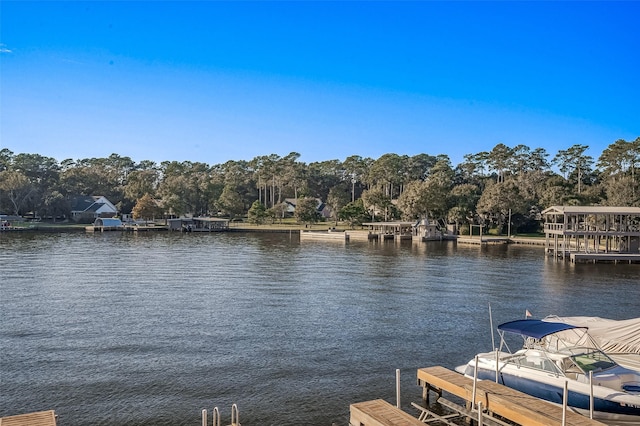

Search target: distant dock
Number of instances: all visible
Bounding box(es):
[300,229,349,241]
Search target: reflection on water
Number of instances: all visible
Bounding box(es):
[1,232,638,425]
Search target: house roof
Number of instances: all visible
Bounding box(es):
[70,195,117,213]
[542,205,640,215]
[70,195,98,212]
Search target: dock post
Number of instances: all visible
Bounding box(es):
[201,409,207,426]
[589,371,594,419]
[472,356,478,409]
[562,380,568,426]
[477,401,483,426]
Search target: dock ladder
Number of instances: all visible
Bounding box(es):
[201,404,240,426]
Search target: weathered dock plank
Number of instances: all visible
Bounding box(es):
[0,410,56,426]
[417,366,606,426]
[350,399,424,426]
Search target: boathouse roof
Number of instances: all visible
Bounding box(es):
[542,205,640,215]
[93,218,123,227]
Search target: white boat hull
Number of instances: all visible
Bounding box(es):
[459,352,640,425]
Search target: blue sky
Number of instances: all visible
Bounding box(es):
[1,1,639,167]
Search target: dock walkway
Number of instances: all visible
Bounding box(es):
[570,252,640,264]
[417,366,605,426]
[350,399,424,426]
[0,410,56,426]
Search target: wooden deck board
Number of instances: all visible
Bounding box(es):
[417,366,606,426]
[0,410,56,426]
[350,399,424,426]
[417,366,473,399]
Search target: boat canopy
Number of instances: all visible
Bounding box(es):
[498,319,584,339]
[544,316,640,355]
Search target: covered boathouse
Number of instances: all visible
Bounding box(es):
[543,205,640,263]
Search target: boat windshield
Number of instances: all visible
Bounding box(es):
[570,349,617,373]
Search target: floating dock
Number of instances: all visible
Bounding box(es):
[416,366,606,426]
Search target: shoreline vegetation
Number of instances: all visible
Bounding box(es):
[1,139,638,237]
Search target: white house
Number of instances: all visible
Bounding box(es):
[70,195,118,223]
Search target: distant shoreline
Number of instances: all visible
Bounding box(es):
[1,223,547,246]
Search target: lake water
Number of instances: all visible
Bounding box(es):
[1,231,638,425]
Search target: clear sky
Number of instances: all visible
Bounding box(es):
[1,1,639,167]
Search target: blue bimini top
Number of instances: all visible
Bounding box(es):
[497,319,584,339]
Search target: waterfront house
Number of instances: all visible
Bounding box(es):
[70,195,118,223]
[283,198,332,219]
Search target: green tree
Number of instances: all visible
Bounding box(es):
[476,180,528,234]
[0,170,37,216]
[361,186,392,221]
[553,144,594,194]
[217,185,245,219]
[0,148,14,172]
[132,194,162,220]
[247,200,268,225]
[42,190,69,221]
[603,176,639,207]
[396,180,427,220]
[422,160,454,220]
[326,183,350,225]
[367,153,404,199]
[124,169,159,202]
[342,155,372,202]
[487,143,513,183]
[448,183,481,230]
[339,198,369,228]
[598,138,640,200]
[268,202,289,224]
[294,197,321,225]
[306,159,342,201]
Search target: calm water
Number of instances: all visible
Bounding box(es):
[1,231,638,425]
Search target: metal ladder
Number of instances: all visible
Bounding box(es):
[201,404,239,426]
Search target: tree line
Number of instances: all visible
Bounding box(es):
[0,137,639,233]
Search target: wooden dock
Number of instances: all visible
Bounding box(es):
[350,399,424,426]
[0,410,57,426]
[417,366,606,426]
[457,236,509,245]
[299,230,349,241]
[570,252,640,264]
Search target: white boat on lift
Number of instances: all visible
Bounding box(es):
[456,319,640,425]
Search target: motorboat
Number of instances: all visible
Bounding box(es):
[543,315,640,372]
[456,319,640,425]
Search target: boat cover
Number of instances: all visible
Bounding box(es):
[544,316,640,355]
[498,319,581,339]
